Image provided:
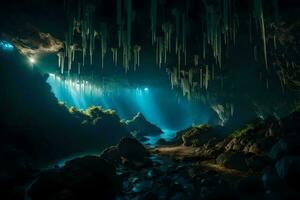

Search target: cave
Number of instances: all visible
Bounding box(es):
[1,0,300,199]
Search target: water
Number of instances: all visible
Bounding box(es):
[145,129,177,147]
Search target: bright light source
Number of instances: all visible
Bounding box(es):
[0,41,14,51]
[29,57,36,64]
[144,87,149,91]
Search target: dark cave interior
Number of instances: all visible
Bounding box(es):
[1,0,300,199]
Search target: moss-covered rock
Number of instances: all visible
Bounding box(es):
[182,125,222,147]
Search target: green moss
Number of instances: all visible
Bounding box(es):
[184,124,212,137]
[229,123,255,139]
[191,139,201,147]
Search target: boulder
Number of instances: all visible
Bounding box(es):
[118,137,149,164]
[216,151,249,171]
[29,156,121,200]
[262,167,281,191]
[246,155,272,171]
[100,146,122,166]
[182,125,221,147]
[275,156,300,190]
[125,113,162,136]
[269,136,300,160]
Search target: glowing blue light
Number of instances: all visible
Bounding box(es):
[0,41,14,51]
[47,75,211,130]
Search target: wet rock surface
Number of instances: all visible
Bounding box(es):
[100,137,152,170]
[24,111,300,200]
[125,112,163,136]
[181,125,223,147]
[29,156,121,200]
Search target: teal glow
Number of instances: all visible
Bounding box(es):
[0,41,14,51]
[47,74,212,130]
[145,129,177,147]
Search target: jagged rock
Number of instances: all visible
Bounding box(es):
[156,138,169,146]
[131,131,149,142]
[100,146,122,166]
[216,151,249,171]
[181,125,221,147]
[118,137,151,169]
[269,136,300,160]
[29,156,121,200]
[125,113,162,136]
[226,130,277,155]
[246,155,272,172]
[275,156,300,190]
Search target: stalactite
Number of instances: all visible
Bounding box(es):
[111,48,118,66]
[122,31,129,73]
[170,67,178,89]
[81,26,87,66]
[254,45,258,61]
[230,103,234,117]
[181,76,191,100]
[177,45,182,73]
[126,0,132,47]
[72,45,76,62]
[121,30,131,72]
[89,30,96,65]
[188,68,193,85]
[157,37,164,68]
[232,14,239,46]
[100,24,108,68]
[150,0,157,44]
[117,0,123,48]
[65,10,73,73]
[67,45,73,74]
[193,55,199,66]
[57,52,65,74]
[133,45,141,70]
[162,22,173,63]
[222,0,230,34]
[203,33,206,59]
[205,65,209,90]
[200,68,203,89]
[253,0,268,70]
[212,64,215,80]
[155,37,159,65]
[182,14,187,66]
[205,4,222,68]
[172,9,180,55]
[78,62,81,75]
[79,3,96,67]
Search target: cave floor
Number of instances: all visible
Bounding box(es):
[117,144,253,199]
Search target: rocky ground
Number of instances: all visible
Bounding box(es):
[23,110,300,200]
